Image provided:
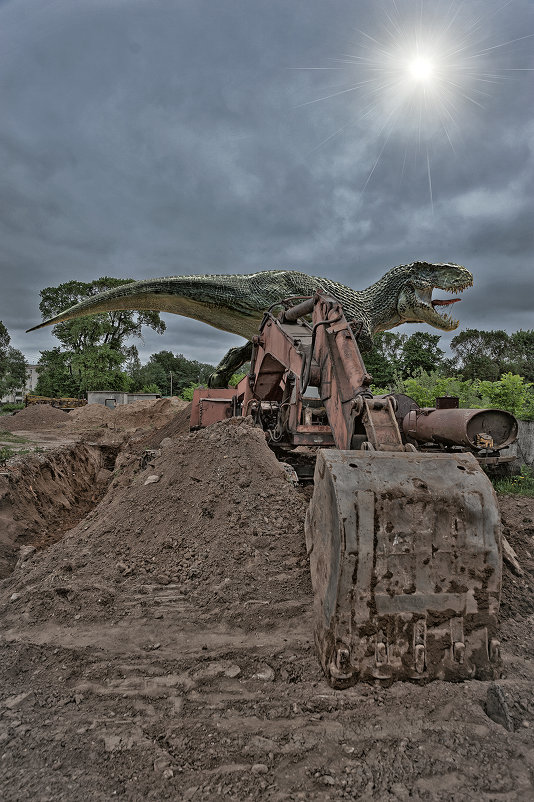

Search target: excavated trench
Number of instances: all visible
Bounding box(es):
[0,443,119,578]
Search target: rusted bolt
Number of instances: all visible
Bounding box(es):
[453,641,465,664]
[336,647,351,673]
[489,638,501,663]
[375,642,387,666]
[414,644,426,674]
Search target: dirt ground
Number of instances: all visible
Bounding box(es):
[0,403,533,801]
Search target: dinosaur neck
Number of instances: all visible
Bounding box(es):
[360,269,406,333]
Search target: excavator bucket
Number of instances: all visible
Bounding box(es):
[306,449,502,686]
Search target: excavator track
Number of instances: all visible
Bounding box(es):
[306,449,502,685]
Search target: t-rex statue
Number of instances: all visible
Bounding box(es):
[27,261,472,387]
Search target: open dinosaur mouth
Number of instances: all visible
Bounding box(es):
[429,290,462,326]
[415,283,470,328]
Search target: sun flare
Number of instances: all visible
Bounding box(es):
[297,0,532,206]
[408,56,435,83]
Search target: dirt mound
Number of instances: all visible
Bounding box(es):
[112,397,188,432]
[135,402,193,449]
[1,417,309,629]
[0,404,68,431]
[66,403,114,426]
[65,398,189,438]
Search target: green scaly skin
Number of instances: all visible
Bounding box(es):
[27,261,473,385]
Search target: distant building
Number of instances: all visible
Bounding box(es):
[1,363,40,404]
[86,391,160,408]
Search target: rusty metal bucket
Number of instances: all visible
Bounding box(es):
[305,449,502,686]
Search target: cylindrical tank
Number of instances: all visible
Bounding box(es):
[402,408,518,450]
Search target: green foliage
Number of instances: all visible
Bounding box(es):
[0,445,15,464]
[180,382,202,401]
[35,346,131,396]
[35,349,80,397]
[372,370,534,419]
[229,372,247,387]
[128,351,214,396]
[0,321,28,397]
[366,331,444,384]
[35,278,165,397]
[475,373,532,418]
[0,403,24,414]
[140,383,162,395]
[400,332,444,377]
[450,329,534,382]
[493,466,534,498]
[0,431,27,443]
[39,278,165,351]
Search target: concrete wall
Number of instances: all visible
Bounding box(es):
[86,391,159,408]
[510,420,534,467]
[127,393,160,403]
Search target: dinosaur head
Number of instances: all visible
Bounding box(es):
[395,261,473,331]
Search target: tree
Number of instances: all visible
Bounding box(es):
[128,351,214,396]
[509,331,534,382]
[33,349,79,398]
[0,321,28,398]
[35,278,166,396]
[399,332,444,377]
[365,331,444,385]
[450,329,513,381]
[364,332,406,385]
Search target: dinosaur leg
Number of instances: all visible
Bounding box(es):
[208,341,253,388]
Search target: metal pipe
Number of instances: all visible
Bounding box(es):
[281,297,315,322]
[402,407,518,450]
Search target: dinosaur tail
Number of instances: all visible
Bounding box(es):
[26,275,266,338]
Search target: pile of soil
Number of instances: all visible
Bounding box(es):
[0,420,533,801]
[66,398,189,439]
[66,404,114,427]
[112,397,188,433]
[135,402,193,449]
[0,404,68,431]
[1,417,309,631]
[0,399,192,453]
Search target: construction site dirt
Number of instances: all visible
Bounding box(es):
[0,401,533,801]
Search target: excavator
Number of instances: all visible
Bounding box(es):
[190,291,518,686]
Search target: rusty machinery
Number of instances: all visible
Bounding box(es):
[191,292,518,686]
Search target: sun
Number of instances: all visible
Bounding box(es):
[408,56,435,84]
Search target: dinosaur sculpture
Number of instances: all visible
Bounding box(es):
[28,262,472,386]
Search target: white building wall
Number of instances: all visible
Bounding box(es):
[1,363,39,404]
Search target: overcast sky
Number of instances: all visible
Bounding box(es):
[1,0,533,368]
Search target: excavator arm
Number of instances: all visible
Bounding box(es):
[192,291,516,685]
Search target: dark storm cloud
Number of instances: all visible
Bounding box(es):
[0,0,532,367]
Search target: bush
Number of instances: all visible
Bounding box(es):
[140,383,162,394]
[180,382,202,401]
[0,445,15,464]
[0,402,24,415]
[372,370,534,419]
[493,465,534,497]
